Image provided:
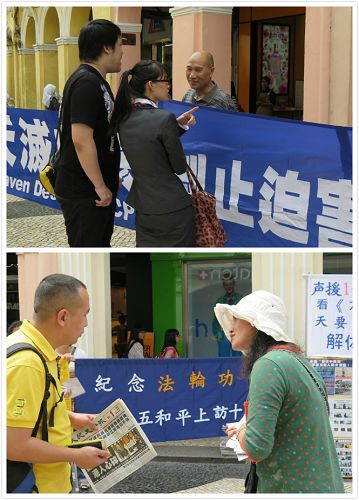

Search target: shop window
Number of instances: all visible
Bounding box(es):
[323,253,352,274]
[184,258,251,357]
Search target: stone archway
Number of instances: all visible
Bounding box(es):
[6,26,15,102]
[22,15,36,108]
[70,7,92,36]
[40,7,60,97]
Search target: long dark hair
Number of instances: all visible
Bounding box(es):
[240,330,301,379]
[160,328,179,353]
[125,327,145,356]
[110,60,166,129]
[128,327,145,345]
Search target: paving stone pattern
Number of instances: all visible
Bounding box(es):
[7,195,136,248]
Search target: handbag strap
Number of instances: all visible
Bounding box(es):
[186,165,204,194]
[294,355,330,415]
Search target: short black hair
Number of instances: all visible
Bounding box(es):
[78,19,122,62]
[34,274,86,320]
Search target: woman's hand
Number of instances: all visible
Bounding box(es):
[223,425,238,439]
[223,423,246,440]
[177,106,199,127]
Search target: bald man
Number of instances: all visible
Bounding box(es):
[182,51,238,111]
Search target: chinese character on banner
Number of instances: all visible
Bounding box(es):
[189,370,206,389]
[158,374,175,392]
[317,178,352,248]
[258,167,310,244]
[307,275,352,357]
[19,117,53,172]
[94,375,113,392]
[128,373,145,393]
[175,409,192,426]
[218,369,234,387]
[6,114,16,167]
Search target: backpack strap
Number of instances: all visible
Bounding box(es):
[7,343,60,442]
[51,67,88,160]
[126,340,139,357]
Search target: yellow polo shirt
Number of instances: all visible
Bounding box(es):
[7,320,72,493]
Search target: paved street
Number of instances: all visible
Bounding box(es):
[75,436,249,495]
[106,461,248,494]
[7,194,136,248]
[73,437,352,495]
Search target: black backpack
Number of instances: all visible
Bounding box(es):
[7,343,61,493]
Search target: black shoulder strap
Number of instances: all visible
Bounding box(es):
[294,354,330,415]
[126,340,136,356]
[7,343,59,442]
[52,67,88,158]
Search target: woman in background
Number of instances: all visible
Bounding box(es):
[126,328,145,359]
[157,329,180,359]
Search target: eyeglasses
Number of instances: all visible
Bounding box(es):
[151,79,171,84]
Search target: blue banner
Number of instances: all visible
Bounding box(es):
[74,357,248,442]
[7,104,352,247]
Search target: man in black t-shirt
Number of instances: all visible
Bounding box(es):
[55,19,123,247]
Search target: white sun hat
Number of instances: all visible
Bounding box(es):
[213,290,292,343]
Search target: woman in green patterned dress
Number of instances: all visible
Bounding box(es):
[214,290,344,494]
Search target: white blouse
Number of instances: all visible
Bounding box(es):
[128,342,144,359]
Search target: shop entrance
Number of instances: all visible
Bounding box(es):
[110,254,153,358]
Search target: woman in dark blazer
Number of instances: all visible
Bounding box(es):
[110,60,197,247]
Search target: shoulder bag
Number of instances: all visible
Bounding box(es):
[39,121,60,195]
[244,462,259,493]
[186,165,227,247]
[39,69,87,194]
[7,343,62,493]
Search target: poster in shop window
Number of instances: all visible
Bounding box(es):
[306,275,352,357]
[308,358,352,396]
[334,438,352,479]
[308,358,352,479]
[262,24,290,94]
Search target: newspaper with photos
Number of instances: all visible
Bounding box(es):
[72,398,157,493]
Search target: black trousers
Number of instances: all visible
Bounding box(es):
[136,204,196,247]
[56,195,116,247]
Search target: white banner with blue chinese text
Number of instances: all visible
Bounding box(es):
[306,275,352,357]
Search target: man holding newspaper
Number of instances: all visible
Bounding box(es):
[6,274,110,493]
